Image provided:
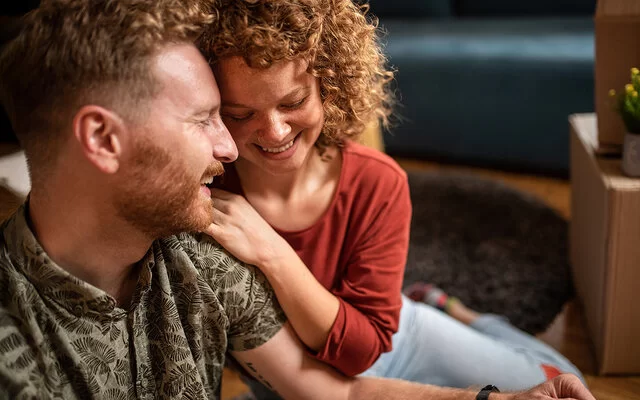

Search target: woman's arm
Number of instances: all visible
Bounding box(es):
[205,188,340,352]
[316,171,411,374]
[257,248,341,352]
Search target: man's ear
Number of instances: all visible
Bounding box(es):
[72,105,127,174]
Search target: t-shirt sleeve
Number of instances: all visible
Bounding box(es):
[314,166,412,375]
[223,262,287,351]
[189,234,287,352]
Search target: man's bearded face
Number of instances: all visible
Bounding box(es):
[115,136,223,238]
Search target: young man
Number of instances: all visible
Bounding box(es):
[0,1,594,399]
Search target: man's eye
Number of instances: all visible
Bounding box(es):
[199,118,212,126]
[281,96,307,109]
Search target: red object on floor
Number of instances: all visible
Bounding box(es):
[541,364,562,380]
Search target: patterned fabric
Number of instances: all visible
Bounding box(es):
[0,204,286,399]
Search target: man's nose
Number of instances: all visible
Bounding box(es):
[257,112,292,144]
[211,119,238,163]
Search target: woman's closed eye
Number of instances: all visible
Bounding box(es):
[281,96,308,110]
[220,96,308,122]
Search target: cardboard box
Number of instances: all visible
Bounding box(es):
[570,113,640,375]
[594,0,640,148]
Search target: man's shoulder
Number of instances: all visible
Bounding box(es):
[160,233,286,352]
[159,232,258,284]
[162,231,224,259]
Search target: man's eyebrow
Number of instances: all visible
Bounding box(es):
[222,86,312,108]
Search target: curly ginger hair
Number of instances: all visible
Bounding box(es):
[199,0,395,147]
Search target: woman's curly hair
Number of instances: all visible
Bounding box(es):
[199,0,395,147]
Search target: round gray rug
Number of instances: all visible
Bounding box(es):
[403,171,574,334]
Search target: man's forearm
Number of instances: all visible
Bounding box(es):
[232,324,593,400]
[349,377,476,400]
[348,374,596,400]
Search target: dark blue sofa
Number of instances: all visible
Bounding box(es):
[369,0,596,175]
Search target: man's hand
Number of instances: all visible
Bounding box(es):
[499,374,595,400]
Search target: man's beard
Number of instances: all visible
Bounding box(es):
[115,137,224,238]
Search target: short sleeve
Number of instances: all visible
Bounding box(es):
[187,233,287,352]
[223,263,287,351]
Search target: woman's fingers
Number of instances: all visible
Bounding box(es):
[202,222,218,237]
[203,210,232,242]
[211,192,248,216]
[210,195,232,214]
[210,188,237,200]
[210,206,229,225]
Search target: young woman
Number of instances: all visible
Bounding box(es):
[199,0,584,397]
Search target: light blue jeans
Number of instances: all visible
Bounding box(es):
[359,295,585,391]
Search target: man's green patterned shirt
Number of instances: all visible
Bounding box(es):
[0,204,286,399]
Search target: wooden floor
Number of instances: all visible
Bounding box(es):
[1,154,639,399]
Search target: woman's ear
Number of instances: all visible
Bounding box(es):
[72,105,126,174]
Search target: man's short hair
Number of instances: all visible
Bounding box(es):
[0,0,212,179]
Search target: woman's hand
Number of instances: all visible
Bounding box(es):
[204,188,340,352]
[203,188,291,269]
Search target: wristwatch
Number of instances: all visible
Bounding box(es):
[476,384,500,400]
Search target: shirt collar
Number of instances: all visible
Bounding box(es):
[2,203,154,317]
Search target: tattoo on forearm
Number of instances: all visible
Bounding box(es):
[244,362,281,396]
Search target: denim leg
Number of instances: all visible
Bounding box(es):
[362,296,584,391]
[471,314,585,383]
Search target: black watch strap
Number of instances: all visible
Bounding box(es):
[476,384,500,400]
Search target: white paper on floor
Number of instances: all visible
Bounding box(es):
[0,151,30,197]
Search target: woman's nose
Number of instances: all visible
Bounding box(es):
[257,113,292,144]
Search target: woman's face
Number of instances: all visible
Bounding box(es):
[214,56,325,175]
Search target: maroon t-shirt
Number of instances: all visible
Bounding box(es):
[218,141,412,375]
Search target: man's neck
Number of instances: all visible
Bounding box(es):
[27,191,153,304]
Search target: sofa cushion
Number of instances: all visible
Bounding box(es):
[379,17,595,173]
[367,0,453,19]
[456,0,596,17]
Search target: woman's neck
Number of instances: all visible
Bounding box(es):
[234,145,342,231]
